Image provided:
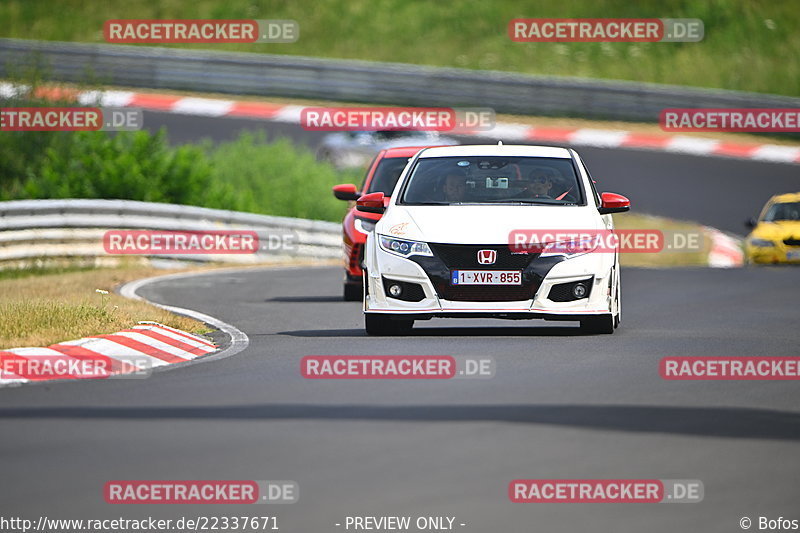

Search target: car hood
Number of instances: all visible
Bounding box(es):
[377,205,601,244]
[751,221,800,241]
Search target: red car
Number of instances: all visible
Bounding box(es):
[332,146,434,300]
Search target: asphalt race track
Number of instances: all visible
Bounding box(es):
[1,266,799,532]
[1,113,798,532]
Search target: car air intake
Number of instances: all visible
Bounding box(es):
[382,277,426,302]
[548,278,594,302]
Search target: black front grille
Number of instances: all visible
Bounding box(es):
[784,238,800,247]
[349,243,363,270]
[412,244,541,302]
[409,244,564,303]
[434,281,537,302]
[429,244,535,269]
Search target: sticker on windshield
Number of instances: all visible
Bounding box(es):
[486,177,509,189]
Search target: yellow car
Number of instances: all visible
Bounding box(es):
[745,192,800,264]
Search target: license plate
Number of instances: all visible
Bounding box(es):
[451,270,521,285]
[787,250,800,260]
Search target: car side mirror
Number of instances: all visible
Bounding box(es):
[745,217,757,228]
[598,192,631,215]
[356,192,386,214]
[332,184,360,201]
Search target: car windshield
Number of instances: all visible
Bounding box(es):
[366,157,411,195]
[764,202,800,221]
[399,156,583,205]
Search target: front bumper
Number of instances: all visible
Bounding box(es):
[364,243,614,318]
[746,244,800,264]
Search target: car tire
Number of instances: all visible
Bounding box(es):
[580,314,615,335]
[365,313,414,336]
[343,283,362,301]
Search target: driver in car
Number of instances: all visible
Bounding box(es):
[526,168,555,199]
[442,172,468,202]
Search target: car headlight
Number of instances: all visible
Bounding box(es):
[354,217,377,234]
[749,238,775,248]
[378,235,433,258]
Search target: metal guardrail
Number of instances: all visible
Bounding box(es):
[2,38,799,121]
[0,199,341,265]
[0,199,742,268]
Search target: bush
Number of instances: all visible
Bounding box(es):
[18,130,217,204]
[0,124,359,221]
[205,132,355,221]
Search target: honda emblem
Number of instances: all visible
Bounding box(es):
[477,249,497,265]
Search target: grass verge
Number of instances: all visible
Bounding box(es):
[0,262,209,350]
[614,212,713,268]
[0,0,797,97]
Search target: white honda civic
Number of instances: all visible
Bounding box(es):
[357,144,630,335]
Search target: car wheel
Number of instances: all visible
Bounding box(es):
[580,314,615,335]
[365,313,414,336]
[343,283,362,301]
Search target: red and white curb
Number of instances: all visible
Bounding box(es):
[3,82,799,165]
[0,322,216,386]
[705,227,745,268]
[0,263,256,388]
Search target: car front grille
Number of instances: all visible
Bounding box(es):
[415,244,543,302]
[433,281,537,302]
[349,243,363,270]
[428,243,535,269]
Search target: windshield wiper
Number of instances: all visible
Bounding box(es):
[478,200,562,205]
